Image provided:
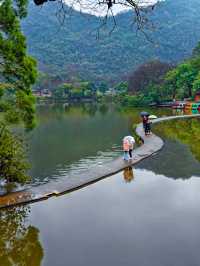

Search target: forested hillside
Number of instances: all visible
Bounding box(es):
[23,0,200,85]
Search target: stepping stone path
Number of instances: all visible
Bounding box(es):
[0,114,199,209]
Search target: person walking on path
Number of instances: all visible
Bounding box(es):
[123,138,130,161]
[145,117,152,135]
[123,135,135,160]
[127,135,135,159]
[142,115,148,130]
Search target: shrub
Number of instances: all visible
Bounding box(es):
[0,124,30,184]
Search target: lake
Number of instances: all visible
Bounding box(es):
[0,104,200,266]
[28,103,171,185]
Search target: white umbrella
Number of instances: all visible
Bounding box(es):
[123,136,135,144]
[149,115,158,119]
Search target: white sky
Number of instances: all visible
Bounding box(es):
[64,0,159,16]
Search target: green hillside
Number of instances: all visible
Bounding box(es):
[22,0,200,85]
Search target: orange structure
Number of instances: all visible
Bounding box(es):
[194,91,200,102]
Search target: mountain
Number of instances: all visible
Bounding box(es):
[22,0,200,85]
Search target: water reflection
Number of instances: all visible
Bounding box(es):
[154,118,200,162]
[28,104,173,185]
[137,118,200,179]
[29,167,200,266]
[137,139,200,179]
[123,167,134,183]
[0,206,43,266]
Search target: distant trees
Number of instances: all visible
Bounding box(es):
[121,42,200,107]
[52,81,97,100]
[114,82,128,93]
[164,44,200,99]
[128,60,173,94]
[165,63,197,98]
[192,42,200,58]
[98,82,108,94]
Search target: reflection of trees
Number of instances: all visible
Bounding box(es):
[0,206,44,266]
[99,104,109,115]
[154,118,200,162]
[137,118,200,180]
[82,103,98,116]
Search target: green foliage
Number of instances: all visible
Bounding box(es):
[121,94,153,107]
[53,83,72,99]
[193,72,200,93]
[53,81,97,101]
[124,40,200,106]
[22,0,200,85]
[98,82,108,94]
[177,64,196,97]
[192,41,200,58]
[0,0,37,130]
[114,82,128,93]
[164,55,200,99]
[0,124,30,184]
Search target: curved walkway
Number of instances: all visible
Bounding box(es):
[0,114,200,209]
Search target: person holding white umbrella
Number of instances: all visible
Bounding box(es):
[123,138,130,161]
[123,135,135,160]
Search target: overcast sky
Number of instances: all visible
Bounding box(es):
[64,0,159,16]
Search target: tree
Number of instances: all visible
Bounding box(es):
[192,72,200,93]
[176,63,197,98]
[0,0,37,130]
[0,0,38,185]
[128,60,173,94]
[114,82,128,93]
[98,82,108,93]
[0,124,30,184]
[80,81,96,98]
[165,62,197,99]
[53,83,73,99]
[164,68,179,99]
[192,41,200,58]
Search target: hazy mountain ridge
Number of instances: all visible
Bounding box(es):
[23,0,200,85]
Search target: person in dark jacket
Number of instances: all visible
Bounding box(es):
[145,117,151,135]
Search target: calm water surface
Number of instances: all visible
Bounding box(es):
[28,104,171,185]
[1,105,200,266]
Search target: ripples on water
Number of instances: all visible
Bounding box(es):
[31,145,122,186]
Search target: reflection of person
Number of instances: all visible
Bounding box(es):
[123,167,134,183]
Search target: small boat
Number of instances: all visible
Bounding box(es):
[157,101,174,108]
[172,101,186,109]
